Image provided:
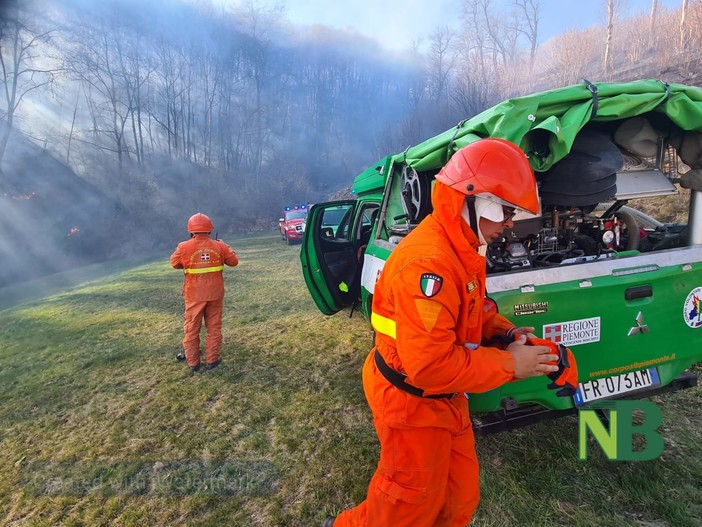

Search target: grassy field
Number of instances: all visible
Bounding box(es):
[0,234,700,527]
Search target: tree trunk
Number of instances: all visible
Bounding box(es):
[603,0,615,75]
[680,0,689,49]
[649,0,658,47]
[66,93,80,165]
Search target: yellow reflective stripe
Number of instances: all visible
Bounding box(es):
[371,312,396,339]
[184,266,224,274]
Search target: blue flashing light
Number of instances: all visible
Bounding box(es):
[284,204,308,212]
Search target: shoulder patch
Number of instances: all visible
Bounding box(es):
[420,273,443,298]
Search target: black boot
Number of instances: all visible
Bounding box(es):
[205,359,221,371]
[321,517,336,527]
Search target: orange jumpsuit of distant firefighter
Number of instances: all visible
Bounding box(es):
[170,213,239,369]
[332,139,564,527]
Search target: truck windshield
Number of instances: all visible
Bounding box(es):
[286,211,307,220]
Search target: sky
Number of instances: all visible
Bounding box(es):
[275,0,683,51]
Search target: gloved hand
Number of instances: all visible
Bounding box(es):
[485,327,536,349]
[527,337,579,397]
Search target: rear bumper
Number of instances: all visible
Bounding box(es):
[472,371,698,435]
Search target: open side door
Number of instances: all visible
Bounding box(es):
[300,200,360,315]
[301,200,381,315]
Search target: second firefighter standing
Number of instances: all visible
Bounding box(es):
[170,213,239,372]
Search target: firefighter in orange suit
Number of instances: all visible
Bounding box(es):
[324,139,563,527]
[171,213,239,372]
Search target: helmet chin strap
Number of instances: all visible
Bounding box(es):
[462,196,487,245]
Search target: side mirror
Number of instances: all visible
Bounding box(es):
[278,218,284,223]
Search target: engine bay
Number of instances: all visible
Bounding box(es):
[487,205,664,274]
[383,121,693,276]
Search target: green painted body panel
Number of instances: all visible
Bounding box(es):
[351,157,391,195]
[470,250,702,412]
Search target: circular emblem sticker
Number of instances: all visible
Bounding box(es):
[683,286,702,328]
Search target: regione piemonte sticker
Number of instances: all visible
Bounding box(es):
[683,287,702,328]
[420,273,443,298]
[543,316,601,346]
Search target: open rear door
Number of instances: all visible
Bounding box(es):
[300,201,359,315]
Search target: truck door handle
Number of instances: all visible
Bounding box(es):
[625,285,652,300]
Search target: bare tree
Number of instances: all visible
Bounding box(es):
[66,92,79,165]
[648,0,658,38]
[543,28,600,86]
[619,14,649,65]
[461,0,489,76]
[200,49,223,167]
[603,0,615,74]
[234,0,284,190]
[680,0,689,49]
[151,37,187,160]
[0,0,58,167]
[456,0,525,109]
[687,1,702,50]
[472,0,520,68]
[426,26,457,105]
[115,30,155,166]
[67,22,132,170]
[513,0,540,73]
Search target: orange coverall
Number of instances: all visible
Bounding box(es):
[335,182,517,527]
[170,234,239,367]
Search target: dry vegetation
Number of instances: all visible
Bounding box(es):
[484,1,702,101]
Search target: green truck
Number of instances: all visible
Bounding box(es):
[300,79,702,432]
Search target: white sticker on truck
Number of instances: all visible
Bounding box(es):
[542,316,601,346]
[683,286,702,329]
[361,254,386,295]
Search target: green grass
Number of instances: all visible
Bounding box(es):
[1,234,700,526]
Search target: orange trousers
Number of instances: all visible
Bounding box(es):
[335,357,480,527]
[182,299,224,367]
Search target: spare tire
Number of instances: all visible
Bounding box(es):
[538,130,623,207]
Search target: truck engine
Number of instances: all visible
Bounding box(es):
[486,205,640,273]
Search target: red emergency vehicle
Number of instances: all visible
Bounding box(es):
[278,205,308,244]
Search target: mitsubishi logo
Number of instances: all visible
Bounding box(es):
[627,311,649,336]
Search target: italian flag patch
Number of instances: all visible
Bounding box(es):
[420,273,443,298]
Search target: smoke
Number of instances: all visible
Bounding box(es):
[0,0,434,293]
[0,127,117,288]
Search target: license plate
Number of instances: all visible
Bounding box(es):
[573,368,661,406]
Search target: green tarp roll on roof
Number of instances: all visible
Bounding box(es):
[401,79,702,173]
